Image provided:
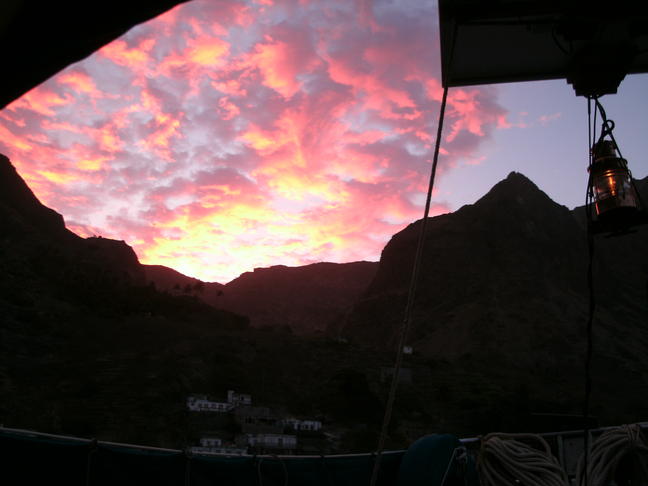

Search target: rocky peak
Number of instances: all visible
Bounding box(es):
[341,172,589,347]
[81,236,145,286]
[216,261,378,334]
[0,153,73,238]
[466,171,572,229]
[0,153,144,286]
[478,171,546,205]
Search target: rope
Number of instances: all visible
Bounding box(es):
[85,438,98,486]
[583,94,598,486]
[368,85,449,486]
[575,424,648,486]
[477,433,569,486]
[184,448,192,486]
[439,446,467,486]
[256,455,289,486]
[320,454,334,486]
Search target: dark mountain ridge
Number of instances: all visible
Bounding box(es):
[342,172,589,348]
[143,263,219,293]
[144,261,378,335]
[1,153,76,239]
[0,154,388,450]
[3,151,647,446]
[213,261,378,334]
[0,154,257,445]
[0,153,145,289]
[340,171,648,426]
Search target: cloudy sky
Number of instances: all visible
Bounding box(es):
[1,0,647,283]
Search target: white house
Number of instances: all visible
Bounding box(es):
[186,395,233,412]
[190,446,247,456]
[284,418,322,432]
[189,436,246,456]
[227,390,252,406]
[200,437,222,448]
[240,433,297,449]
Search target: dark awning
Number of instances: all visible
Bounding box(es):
[438,0,648,95]
[0,0,188,109]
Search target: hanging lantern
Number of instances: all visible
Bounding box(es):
[588,140,641,226]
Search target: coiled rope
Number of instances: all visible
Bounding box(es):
[477,433,569,486]
[575,424,648,486]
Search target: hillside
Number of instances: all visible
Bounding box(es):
[0,154,250,446]
[3,151,647,449]
[144,261,378,335]
[215,262,378,334]
[0,154,397,451]
[341,172,648,427]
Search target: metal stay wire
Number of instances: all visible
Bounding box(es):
[369,85,449,486]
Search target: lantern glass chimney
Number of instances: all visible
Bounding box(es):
[589,140,639,219]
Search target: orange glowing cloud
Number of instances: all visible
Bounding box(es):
[218,97,241,120]
[0,0,507,283]
[98,125,124,153]
[187,37,230,66]
[0,123,33,151]
[325,54,419,122]
[99,38,156,70]
[39,170,79,185]
[247,35,319,98]
[240,123,289,154]
[7,88,73,117]
[446,89,486,139]
[211,79,247,97]
[76,158,107,171]
[57,71,98,95]
[159,37,230,77]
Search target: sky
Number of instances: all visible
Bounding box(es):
[1,0,646,283]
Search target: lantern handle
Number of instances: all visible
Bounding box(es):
[593,98,623,160]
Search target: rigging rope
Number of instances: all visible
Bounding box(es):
[477,433,569,486]
[368,85,449,486]
[575,424,648,486]
[581,95,641,486]
[583,94,597,486]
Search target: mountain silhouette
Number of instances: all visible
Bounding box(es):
[342,172,588,346]
[3,151,648,443]
[144,261,378,334]
[0,154,253,445]
[340,171,648,427]
[0,153,77,240]
[143,264,221,294]
[214,262,378,334]
[0,153,146,287]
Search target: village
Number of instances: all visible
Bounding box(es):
[186,390,325,455]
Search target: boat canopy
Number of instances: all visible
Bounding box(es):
[438,0,648,95]
[0,0,187,109]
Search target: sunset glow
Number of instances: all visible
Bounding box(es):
[0,0,512,282]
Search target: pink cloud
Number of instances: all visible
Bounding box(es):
[57,71,98,95]
[6,88,73,117]
[538,112,562,125]
[0,0,508,282]
[99,38,157,70]
[244,28,321,98]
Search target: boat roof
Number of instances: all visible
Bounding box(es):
[0,0,187,110]
[438,0,648,91]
